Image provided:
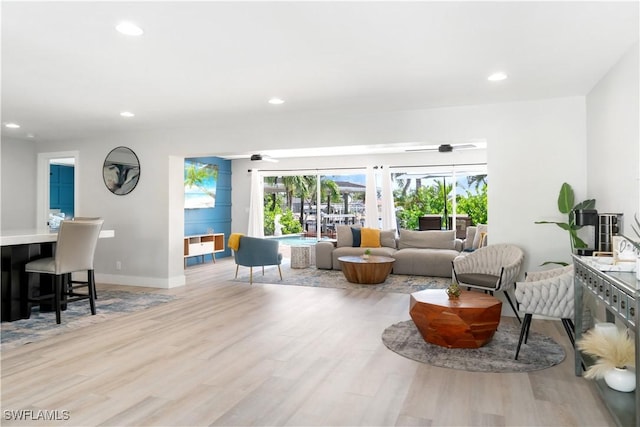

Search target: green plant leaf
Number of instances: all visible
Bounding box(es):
[572,235,588,249]
[574,199,596,211]
[557,182,574,214]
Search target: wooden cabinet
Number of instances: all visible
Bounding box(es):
[184,233,224,267]
[573,255,639,427]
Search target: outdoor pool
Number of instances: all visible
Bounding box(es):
[267,234,331,246]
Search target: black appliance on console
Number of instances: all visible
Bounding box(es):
[574,209,623,255]
[574,209,598,256]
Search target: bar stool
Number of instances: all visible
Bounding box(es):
[25,218,104,324]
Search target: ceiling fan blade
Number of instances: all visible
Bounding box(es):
[405,143,479,153]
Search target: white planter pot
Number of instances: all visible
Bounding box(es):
[604,367,636,392]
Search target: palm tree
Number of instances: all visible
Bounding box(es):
[298,176,316,228]
[282,176,307,211]
[264,176,279,210]
[321,179,340,214]
[466,174,488,190]
[184,163,218,198]
[392,173,412,199]
[302,177,340,230]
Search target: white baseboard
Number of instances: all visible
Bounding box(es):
[96,273,186,289]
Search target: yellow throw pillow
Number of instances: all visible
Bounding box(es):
[360,228,381,248]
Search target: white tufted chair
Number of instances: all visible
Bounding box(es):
[514,264,575,360]
[452,243,525,321]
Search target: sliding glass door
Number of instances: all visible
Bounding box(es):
[257,163,487,238]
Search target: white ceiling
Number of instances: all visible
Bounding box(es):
[2,1,638,145]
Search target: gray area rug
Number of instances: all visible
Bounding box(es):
[1,290,176,351]
[382,320,566,373]
[234,265,451,294]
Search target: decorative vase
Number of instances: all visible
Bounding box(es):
[362,254,370,260]
[604,367,636,392]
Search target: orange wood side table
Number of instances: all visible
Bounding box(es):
[409,289,502,348]
[338,255,395,284]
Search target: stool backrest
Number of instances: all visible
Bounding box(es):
[55,218,104,274]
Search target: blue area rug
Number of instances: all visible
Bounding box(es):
[1,290,175,351]
[234,265,451,293]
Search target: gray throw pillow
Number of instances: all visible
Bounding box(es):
[380,229,397,248]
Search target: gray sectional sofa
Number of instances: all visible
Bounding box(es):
[315,225,467,278]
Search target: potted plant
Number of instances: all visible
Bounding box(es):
[446,282,461,299]
[535,182,596,265]
[363,249,371,260]
[577,327,636,392]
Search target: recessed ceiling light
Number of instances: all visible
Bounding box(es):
[116,22,144,36]
[120,111,135,118]
[488,72,508,81]
[268,98,285,105]
[27,133,36,138]
[5,123,20,129]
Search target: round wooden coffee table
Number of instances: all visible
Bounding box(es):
[409,289,502,348]
[338,255,395,284]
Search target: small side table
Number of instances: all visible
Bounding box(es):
[290,246,310,269]
[337,255,395,284]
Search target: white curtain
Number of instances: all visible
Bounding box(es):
[247,169,264,237]
[380,165,396,232]
[365,166,378,228]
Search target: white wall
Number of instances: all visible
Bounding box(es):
[587,41,640,226]
[1,138,37,229]
[2,93,621,287]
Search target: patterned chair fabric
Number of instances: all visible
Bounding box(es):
[516,265,574,319]
[514,265,575,359]
[452,244,525,321]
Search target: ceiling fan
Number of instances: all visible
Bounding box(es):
[405,143,478,153]
[250,154,278,162]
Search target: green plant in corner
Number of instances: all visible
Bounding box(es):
[535,182,595,265]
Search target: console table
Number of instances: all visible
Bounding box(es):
[573,255,639,427]
[184,233,224,266]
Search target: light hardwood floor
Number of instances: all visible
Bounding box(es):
[1,257,615,426]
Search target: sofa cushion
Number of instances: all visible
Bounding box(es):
[392,248,460,277]
[336,225,355,247]
[380,229,397,249]
[337,225,396,249]
[351,227,362,247]
[361,228,381,247]
[398,229,456,250]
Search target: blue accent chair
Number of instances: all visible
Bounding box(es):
[233,236,283,284]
